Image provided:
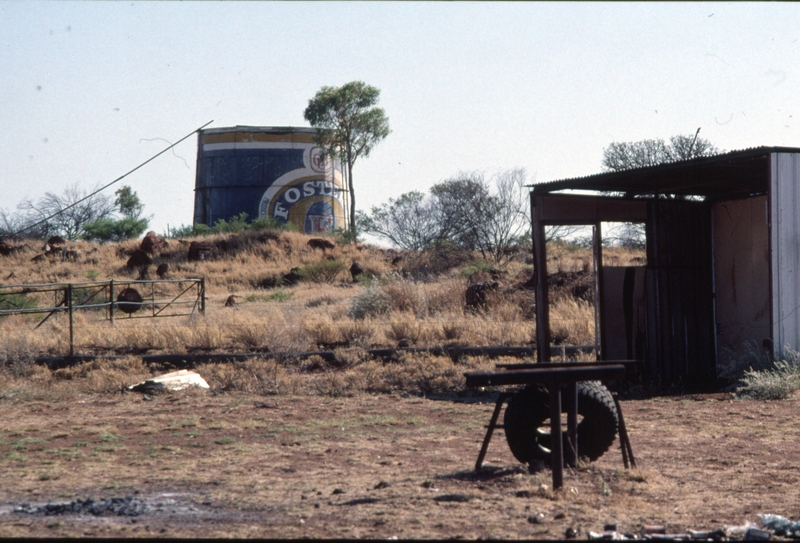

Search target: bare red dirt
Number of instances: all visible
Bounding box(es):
[1,389,799,539]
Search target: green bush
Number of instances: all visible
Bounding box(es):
[83,217,149,242]
[0,293,37,316]
[736,352,800,400]
[165,214,297,239]
[297,259,347,283]
[460,260,493,278]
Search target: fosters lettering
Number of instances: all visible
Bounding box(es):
[260,178,344,233]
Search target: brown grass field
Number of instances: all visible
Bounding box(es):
[1,231,796,539]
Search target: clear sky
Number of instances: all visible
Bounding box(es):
[2,2,799,236]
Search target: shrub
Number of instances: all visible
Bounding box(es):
[348,284,391,320]
[297,259,347,283]
[460,260,493,279]
[736,353,800,400]
[83,217,149,242]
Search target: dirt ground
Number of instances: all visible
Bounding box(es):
[1,387,799,539]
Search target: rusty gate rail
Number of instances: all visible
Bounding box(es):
[0,278,206,355]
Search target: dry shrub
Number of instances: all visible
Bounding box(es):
[550,298,595,345]
[424,279,466,315]
[229,321,272,352]
[52,356,151,393]
[297,259,348,283]
[458,316,534,347]
[439,319,466,342]
[332,347,369,367]
[386,312,422,345]
[382,279,424,314]
[338,319,378,348]
[302,314,344,346]
[202,358,287,395]
[380,353,465,396]
[312,370,353,397]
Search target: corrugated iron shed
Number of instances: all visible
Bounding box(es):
[528,146,800,391]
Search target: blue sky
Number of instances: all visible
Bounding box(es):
[2,2,799,235]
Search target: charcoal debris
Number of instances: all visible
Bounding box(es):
[14,497,154,517]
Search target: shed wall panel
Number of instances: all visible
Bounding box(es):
[771,153,800,355]
[645,200,715,386]
[713,197,771,366]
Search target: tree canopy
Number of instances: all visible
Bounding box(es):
[303,81,390,238]
[82,186,149,242]
[602,130,720,172]
[358,169,530,264]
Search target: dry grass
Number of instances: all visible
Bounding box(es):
[0,231,647,398]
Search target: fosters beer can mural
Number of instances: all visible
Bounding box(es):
[194,126,345,233]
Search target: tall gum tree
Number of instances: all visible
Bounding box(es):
[303,81,391,238]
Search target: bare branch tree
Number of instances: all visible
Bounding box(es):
[356,191,443,250]
[602,130,720,172]
[15,182,116,240]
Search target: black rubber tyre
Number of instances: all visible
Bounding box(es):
[503,380,619,464]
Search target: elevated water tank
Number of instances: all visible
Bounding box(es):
[194,126,346,233]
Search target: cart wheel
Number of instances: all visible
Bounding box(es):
[503,381,619,464]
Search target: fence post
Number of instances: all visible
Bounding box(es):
[200,278,206,314]
[67,283,74,356]
[109,279,115,324]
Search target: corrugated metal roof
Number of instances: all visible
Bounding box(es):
[531,146,800,200]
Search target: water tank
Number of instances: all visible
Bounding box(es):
[194,126,346,233]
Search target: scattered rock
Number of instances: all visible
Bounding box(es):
[331,488,346,495]
[464,281,499,311]
[527,513,545,524]
[45,236,66,249]
[350,261,364,282]
[0,241,28,257]
[31,253,46,263]
[126,249,152,269]
[308,238,336,251]
[156,263,169,278]
[224,295,237,307]
[282,267,303,286]
[373,481,391,490]
[188,241,214,262]
[140,231,167,254]
[61,249,81,262]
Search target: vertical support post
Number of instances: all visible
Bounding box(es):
[549,383,563,489]
[593,222,604,360]
[531,195,552,363]
[67,284,74,356]
[109,279,115,324]
[565,382,578,468]
[199,278,206,314]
